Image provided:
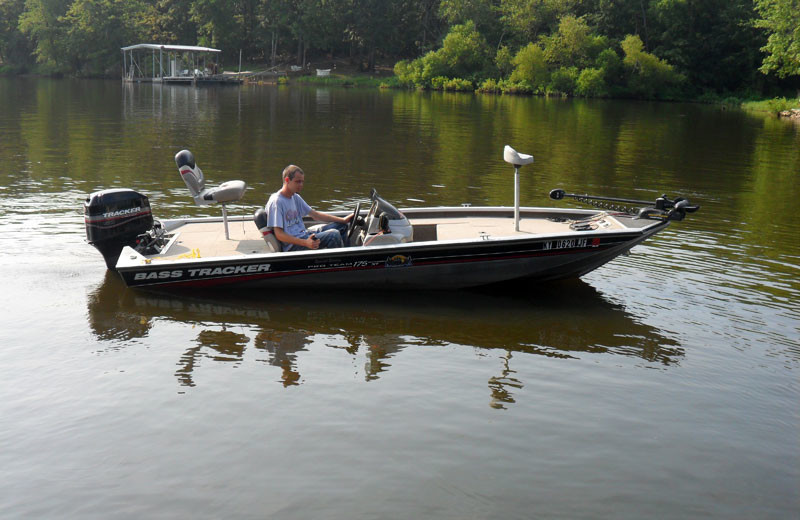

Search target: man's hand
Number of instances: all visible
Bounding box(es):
[305,234,320,249]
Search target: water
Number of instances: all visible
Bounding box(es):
[0,77,797,519]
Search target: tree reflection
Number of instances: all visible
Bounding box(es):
[254,329,310,387]
[176,329,249,387]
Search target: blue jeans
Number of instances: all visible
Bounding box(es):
[286,222,348,251]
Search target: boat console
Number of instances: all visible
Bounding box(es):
[354,189,413,246]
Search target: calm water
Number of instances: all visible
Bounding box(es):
[0,77,798,519]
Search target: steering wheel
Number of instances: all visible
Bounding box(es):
[346,201,362,244]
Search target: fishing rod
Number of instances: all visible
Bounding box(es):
[549,188,700,221]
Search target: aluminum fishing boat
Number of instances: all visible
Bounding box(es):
[84,146,699,289]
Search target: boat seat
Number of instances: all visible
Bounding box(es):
[254,208,282,253]
[175,149,246,239]
[175,149,247,205]
[503,145,534,167]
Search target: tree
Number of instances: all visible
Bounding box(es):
[18,0,71,70]
[435,20,490,78]
[499,0,578,45]
[439,0,498,39]
[394,20,490,86]
[142,0,199,46]
[509,42,549,91]
[61,0,148,75]
[539,15,607,68]
[191,0,261,63]
[621,34,683,98]
[754,0,800,78]
[0,0,33,66]
[649,0,764,93]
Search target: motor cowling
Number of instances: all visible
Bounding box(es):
[85,189,153,270]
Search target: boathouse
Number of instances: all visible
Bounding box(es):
[121,44,241,85]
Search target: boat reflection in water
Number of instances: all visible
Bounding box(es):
[87,272,683,407]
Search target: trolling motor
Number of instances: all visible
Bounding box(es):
[549,189,700,221]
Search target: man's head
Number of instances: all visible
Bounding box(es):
[282,165,305,195]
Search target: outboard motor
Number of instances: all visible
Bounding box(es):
[85,189,153,270]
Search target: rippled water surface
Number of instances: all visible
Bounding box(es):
[0,78,798,519]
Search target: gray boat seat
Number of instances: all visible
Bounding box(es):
[503,145,534,167]
[254,208,282,253]
[175,149,247,206]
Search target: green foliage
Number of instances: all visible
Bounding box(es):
[498,0,578,44]
[509,42,548,92]
[547,65,579,95]
[596,48,622,80]
[391,21,488,88]
[428,75,474,91]
[295,74,385,88]
[477,77,501,92]
[0,0,32,66]
[575,67,606,97]
[18,0,71,69]
[539,15,607,68]
[495,45,513,76]
[0,0,787,100]
[621,34,684,98]
[62,0,146,75]
[439,0,501,44]
[649,0,764,93]
[742,97,800,114]
[436,21,490,78]
[498,78,533,94]
[754,0,800,78]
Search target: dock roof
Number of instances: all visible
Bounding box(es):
[121,44,221,53]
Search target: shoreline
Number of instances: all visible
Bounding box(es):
[3,67,797,117]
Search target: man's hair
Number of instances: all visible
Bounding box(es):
[282,165,304,182]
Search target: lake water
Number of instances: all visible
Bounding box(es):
[0,77,797,519]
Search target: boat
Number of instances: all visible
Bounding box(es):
[83,146,699,290]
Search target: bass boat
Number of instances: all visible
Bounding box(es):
[84,146,699,289]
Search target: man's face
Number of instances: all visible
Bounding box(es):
[285,172,304,194]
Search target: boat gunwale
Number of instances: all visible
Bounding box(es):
[116,215,668,272]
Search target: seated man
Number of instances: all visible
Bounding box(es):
[265,164,353,251]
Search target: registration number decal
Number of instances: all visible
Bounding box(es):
[542,238,600,250]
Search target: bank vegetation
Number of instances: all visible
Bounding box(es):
[0,0,797,103]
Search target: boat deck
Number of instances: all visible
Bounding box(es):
[151,212,626,262]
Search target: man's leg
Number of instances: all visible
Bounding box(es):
[313,229,343,249]
[311,222,348,246]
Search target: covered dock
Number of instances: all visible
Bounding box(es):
[121,44,242,85]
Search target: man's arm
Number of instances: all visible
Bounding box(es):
[308,209,353,224]
[273,227,320,250]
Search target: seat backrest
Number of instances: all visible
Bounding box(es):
[175,149,205,198]
[254,209,282,253]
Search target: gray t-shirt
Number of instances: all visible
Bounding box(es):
[265,191,312,251]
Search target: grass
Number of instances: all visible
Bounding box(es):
[292,73,388,88]
[741,97,799,115]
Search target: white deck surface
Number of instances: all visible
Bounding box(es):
[153,215,624,261]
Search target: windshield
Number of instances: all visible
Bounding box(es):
[369,189,404,220]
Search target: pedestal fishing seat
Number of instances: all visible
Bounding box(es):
[175,149,247,239]
[503,145,534,232]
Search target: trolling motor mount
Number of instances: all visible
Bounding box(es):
[549,188,700,221]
